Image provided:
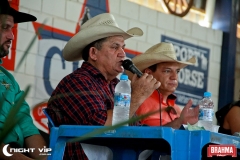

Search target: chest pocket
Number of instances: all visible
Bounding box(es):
[0,91,24,147]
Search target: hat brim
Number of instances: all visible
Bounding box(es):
[8,8,36,23]
[126,53,196,80]
[63,25,143,61]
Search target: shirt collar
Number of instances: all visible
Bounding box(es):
[166,94,177,106]
[81,61,119,85]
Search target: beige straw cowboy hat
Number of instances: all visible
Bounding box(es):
[63,13,143,61]
[126,42,196,80]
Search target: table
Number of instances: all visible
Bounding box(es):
[47,125,240,160]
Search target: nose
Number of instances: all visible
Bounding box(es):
[171,71,178,80]
[118,48,126,58]
[7,30,14,40]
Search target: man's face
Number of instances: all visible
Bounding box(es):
[151,62,181,95]
[94,35,126,78]
[0,14,14,58]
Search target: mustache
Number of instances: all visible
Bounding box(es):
[4,40,12,44]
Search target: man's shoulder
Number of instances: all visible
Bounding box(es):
[67,68,96,83]
[0,66,14,79]
[0,66,19,89]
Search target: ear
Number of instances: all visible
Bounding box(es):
[144,68,152,74]
[89,47,97,61]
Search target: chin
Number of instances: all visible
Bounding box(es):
[167,87,176,93]
[0,50,9,58]
[116,68,124,73]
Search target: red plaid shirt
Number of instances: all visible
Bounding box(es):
[47,62,119,159]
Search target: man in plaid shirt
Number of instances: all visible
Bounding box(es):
[47,13,160,159]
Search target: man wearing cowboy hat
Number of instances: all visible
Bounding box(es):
[0,0,46,159]
[126,42,199,128]
[47,13,160,159]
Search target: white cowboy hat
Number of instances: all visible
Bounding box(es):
[126,42,196,80]
[63,13,143,61]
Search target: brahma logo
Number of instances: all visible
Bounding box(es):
[207,144,237,157]
[2,144,51,157]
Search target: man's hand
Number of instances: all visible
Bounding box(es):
[129,73,161,117]
[179,99,199,125]
[24,134,47,159]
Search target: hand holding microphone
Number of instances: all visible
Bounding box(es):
[122,59,162,126]
[122,59,161,104]
[122,59,160,85]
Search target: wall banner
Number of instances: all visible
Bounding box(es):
[161,35,210,107]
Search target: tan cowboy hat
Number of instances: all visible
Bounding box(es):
[63,13,143,61]
[0,0,36,23]
[126,42,196,80]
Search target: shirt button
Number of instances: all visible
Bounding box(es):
[12,102,14,105]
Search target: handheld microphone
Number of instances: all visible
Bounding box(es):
[122,59,143,77]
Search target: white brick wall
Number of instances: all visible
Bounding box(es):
[11,0,228,125]
[120,0,139,20]
[212,45,222,63]
[136,41,154,53]
[109,0,120,14]
[157,12,175,31]
[53,18,76,33]
[124,39,138,52]
[20,0,42,12]
[207,29,223,46]
[66,1,83,22]
[147,26,164,44]
[191,23,207,41]
[15,50,26,74]
[139,6,157,27]
[42,0,66,18]
[25,54,38,76]
[175,17,192,37]
[16,29,38,54]
[14,72,36,98]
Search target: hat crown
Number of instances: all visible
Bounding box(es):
[0,0,11,14]
[81,13,119,30]
[63,13,143,61]
[144,42,177,60]
[126,42,196,80]
[0,0,36,23]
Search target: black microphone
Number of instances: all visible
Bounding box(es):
[122,59,143,77]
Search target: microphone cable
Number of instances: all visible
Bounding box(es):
[156,89,162,126]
